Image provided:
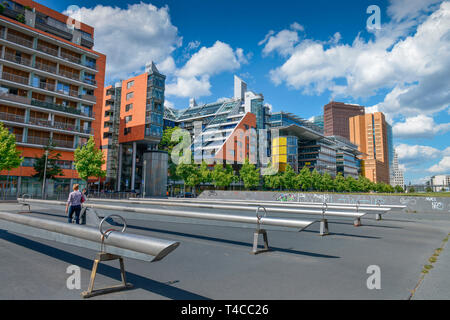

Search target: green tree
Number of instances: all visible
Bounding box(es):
[311,169,322,191]
[321,172,334,192]
[199,161,212,184]
[334,173,346,192]
[356,176,372,193]
[240,158,261,190]
[264,172,283,190]
[211,164,237,189]
[33,143,63,182]
[74,136,105,192]
[297,166,312,191]
[159,126,182,182]
[395,185,404,193]
[0,123,23,196]
[344,176,358,192]
[426,186,433,193]
[409,186,416,193]
[281,164,297,190]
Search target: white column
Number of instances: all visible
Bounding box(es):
[131,142,137,190]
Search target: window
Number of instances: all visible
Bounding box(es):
[126,92,134,100]
[124,127,131,135]
[127,81,134,89]
[125,103,133,112]
[125,115,132,123]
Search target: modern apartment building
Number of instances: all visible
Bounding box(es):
[164,76,268,167]
[390,151,404,188]
[0,0,105,197]
[311,115,324,130]
[269,112,361,177]
[324,101,365,140]
[101,62,166,194]
[349,112,390,184]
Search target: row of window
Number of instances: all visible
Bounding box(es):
[22,157,73,169]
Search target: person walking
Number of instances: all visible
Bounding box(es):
[66,184,85,224]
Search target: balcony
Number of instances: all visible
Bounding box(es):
[54,121,77,132]
[60,52,81,65]
[55,87,79,98]
[82,61,98,71]
[5,32,34,49]
[0,92,31,104]
[1,7,25,21]
[26,135,51,146]
[35,16,73,41]
[14,134,23,142]
[3,52,32,67]
[1,71,29,85]
[59,69,80,81]
[28,117,52,127]
[34,60,57,74]
[53,139,74,149]
[80,94,96,103]
[31,99,83,116]
[0,112,25,123]
[36,43,59,57]
[33,81,56,92]
[82,77,97,86]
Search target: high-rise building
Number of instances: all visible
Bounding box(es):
[324,101,365,139]
[311,115,324,130]
[391,151,404,188]
[0,0,105,197]
[349,112,390,184]
[101,62,166,195]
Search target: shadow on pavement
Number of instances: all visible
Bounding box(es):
[0,230,210,300]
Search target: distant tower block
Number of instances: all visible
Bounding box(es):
[234,75,247,101]
[189,98,197,108]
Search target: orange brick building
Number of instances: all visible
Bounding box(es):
[0,0,105,197]
[349,112,390,183]
[101,63,165,192]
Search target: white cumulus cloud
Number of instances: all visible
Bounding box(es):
[65,3,182,81]
[393,115,450,139]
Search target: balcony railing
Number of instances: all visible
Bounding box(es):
[54,121,77,132]
[33,81,56,92]
[36,43,59,57]
[28,117,52,127]
[80,94,96,103]
[0,112,25,123]
[0,92,31,104]
[3,52,32,67]
[82,61,98,71]
[15,134,23,142]
[60,52,81,64]
[59,69,80,81]
[1,71,29,85]
[53,139,74,149]
[34,60,57,74]
[5,33,34,48]
[30,99,82,116]
[83,78,97,86]
[26,135,51,146]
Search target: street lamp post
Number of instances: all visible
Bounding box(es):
[42,150,49,199]
[142,160,147,199]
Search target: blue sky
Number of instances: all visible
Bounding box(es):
[40,0,450,184]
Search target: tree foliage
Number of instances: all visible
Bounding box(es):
[33,143,63,181]
[74,137,105,184]
[240,159,261,190]
[0,122,23,172]
[211,164,237,189]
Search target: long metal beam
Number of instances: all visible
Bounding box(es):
[121,198,390,213]
[0,211,180,262]
[87,198,368,219]
[18,199,318,231]
[136,197,406,209]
